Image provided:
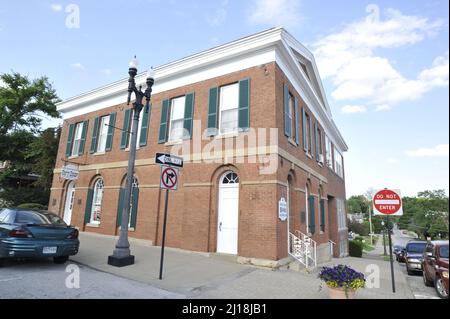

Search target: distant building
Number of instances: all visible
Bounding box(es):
[348,213,365,224]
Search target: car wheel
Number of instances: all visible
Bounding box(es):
[0,258,4,267]
[423,270,434,287]
[53,256,69,264]
[435,276,449,299]
[406,265,414,276]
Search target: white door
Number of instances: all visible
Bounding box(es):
[217,172,239,254]
[63,181,75,225]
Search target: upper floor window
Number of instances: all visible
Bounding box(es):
[305,113,312,154]
[169,96,186,142]
[71,122,84,156]
[96,115,110,153]
[325,135,333,169]
[334,147,344,178]
[219,83,239,135]
[125,110,144,149]
[316,125,323,162]
[288,93,296,143]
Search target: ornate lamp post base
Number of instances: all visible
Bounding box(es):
[108,254,135,267]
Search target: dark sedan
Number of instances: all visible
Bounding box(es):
[0,208,79,266]
[405,240,427,275]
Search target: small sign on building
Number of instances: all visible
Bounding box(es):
[278,197,288,221]
[61,164,79,181]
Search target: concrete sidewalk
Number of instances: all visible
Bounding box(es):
[71,232,414,299]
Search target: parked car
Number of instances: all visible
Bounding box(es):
[0,208,79,266]
[397,248,407,263]
[394,245,406,262]
[422,240,449,299]
[405,240,427,275]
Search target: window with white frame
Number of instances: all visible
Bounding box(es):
[334,147,344,178]
[97,115,110,153]
[219,83,239,134]
[90,178,104,224]
[126,110,144,149]
[168,96,186,142]
[71,122,84,156]
[306,113,312,154]
[325,135,333,169]
[337,198,346,230]
[288,93,295,142]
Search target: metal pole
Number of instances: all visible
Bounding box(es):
[159,188,170,280]
[368,205,373,245]
[108,104,141,266]
[387,215,396,293]
[383,227,387,255]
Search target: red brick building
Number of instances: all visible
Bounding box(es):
[49,28,349,268]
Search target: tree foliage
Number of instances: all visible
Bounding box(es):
[0,72,60,208]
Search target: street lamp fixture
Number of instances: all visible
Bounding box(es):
[108,56,155,267]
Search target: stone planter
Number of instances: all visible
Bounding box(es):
[327,286,357,299]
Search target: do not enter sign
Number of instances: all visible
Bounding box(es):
[373,189,403,216]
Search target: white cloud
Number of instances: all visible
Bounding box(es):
[313,5,446,110]
[70,63,85,70]
[50,4,63,12]
[248,0,302,28]
[406,144,449,157]
[341,105,367,114]
[207,0,229,27]
[100,68,112,75]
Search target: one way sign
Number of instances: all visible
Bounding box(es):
[155,153,184,168]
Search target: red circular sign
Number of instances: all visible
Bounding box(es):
[161,167,178,189]
[373,189,402,215]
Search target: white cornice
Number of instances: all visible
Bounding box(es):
[57,27,347,152]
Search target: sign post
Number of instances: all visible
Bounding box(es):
[156,154,182,280]
[373,188,403,293]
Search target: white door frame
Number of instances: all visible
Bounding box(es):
[217,171,239,255]
[63,181,75,225]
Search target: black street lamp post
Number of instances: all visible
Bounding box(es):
[108,57,154,267]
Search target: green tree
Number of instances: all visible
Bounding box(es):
[347,195,370,217]
[0,72,60,207]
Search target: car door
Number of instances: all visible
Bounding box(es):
[424,243,435,280]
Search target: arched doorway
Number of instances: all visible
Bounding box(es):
[63,181,75,225]
[217,171,239,254]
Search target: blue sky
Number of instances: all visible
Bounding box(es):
[0,0,448,197]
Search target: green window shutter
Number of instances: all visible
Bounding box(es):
[84,188,94,224]
[302,108,308,152]
[238,78,250,131]
[139,107,151,147]
[320,199,325,232]
[294,97,300,145]
[284,84,291,137]
[130,186,139,229]
[120,109,131,149]
[183,93,195,140]
[308,195,315,234]
[78,120,89,156]
[65,124,75,157]
[158,99,170,144]
[105,112,116,152]
[315,123,319,161]
[90,117,100,154]
[207,87,218,136]
[116,188,125,226]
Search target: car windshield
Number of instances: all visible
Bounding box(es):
[14,210,67,226]
[440,246,449,258]
[407,243,426,253]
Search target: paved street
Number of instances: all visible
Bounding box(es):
[0,232,416,299]
[391,228,440,299]
[0,258,183,299]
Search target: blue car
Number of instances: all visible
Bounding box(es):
[0,208,79,266]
